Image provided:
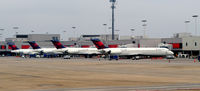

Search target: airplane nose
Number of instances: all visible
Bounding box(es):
[167,51,174,55]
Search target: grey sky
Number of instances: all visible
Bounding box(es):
[0,0,200,40]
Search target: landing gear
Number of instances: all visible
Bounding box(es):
[132,56,140,60]
[84,55,93,58]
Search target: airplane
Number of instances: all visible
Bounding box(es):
[91,38,174,59]
[51,40,101,58]
[7,42,39,55]
[28,41,63,55]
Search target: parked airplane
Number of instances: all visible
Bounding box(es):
[91,38,174,59]
[28,41,63,55]
[51,40,100,58]
[7,42,38,55]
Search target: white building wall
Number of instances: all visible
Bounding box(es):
[182,36,200,50]
[139,38,161,47]
[28,34,60,41]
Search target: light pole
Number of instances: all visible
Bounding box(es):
[62,30,66,40]
[130,29,135,37]
[192,15,198,35]
[72,27,76,37]
[131,29,135,40]
[142,20,147,38]
[13,27,19,37]
[13,27,19,29]
[115,29,120,37]
[16,32,18,35]
[0,29,4,41]
[184,21,190,33]
[103,24,107,34]
[115,29,120,33]
[115,29,120,40]
[31,30,34,34]
[110,0,116,40]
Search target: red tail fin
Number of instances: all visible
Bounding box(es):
[7,42,19,50]
[51,40,65,49]
[28,41,41,49]
[91,39,107,49]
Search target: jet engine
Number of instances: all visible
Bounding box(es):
[99,49,121,55]
[68,50,79,54]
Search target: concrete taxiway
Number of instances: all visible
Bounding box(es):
[0,57,200,91]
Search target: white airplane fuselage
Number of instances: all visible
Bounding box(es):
[53,47,173,56]
[33,48,63,54]
[11,47,174,57]
[11,49,38,55]
[99,47,174,56]
[55,48,101,55]
[11,48,63,55]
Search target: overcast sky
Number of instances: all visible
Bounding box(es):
[0,0,200,40]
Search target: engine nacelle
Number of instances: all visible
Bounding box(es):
[101,49,122,54]
[109,49,122,54]
[68,49,79,54]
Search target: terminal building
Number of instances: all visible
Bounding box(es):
[0,33,200,58]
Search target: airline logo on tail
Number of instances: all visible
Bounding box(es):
[51,40,65,49]
[91,39,107,49]
[7,42,19,50]
[28,41,41,49]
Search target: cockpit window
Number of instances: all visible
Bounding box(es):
[160,46,169,49]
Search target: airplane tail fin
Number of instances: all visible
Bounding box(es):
[51,39,65,49]
[28,41,41,49]
[91,38,108,49]
[7,42,19,50]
